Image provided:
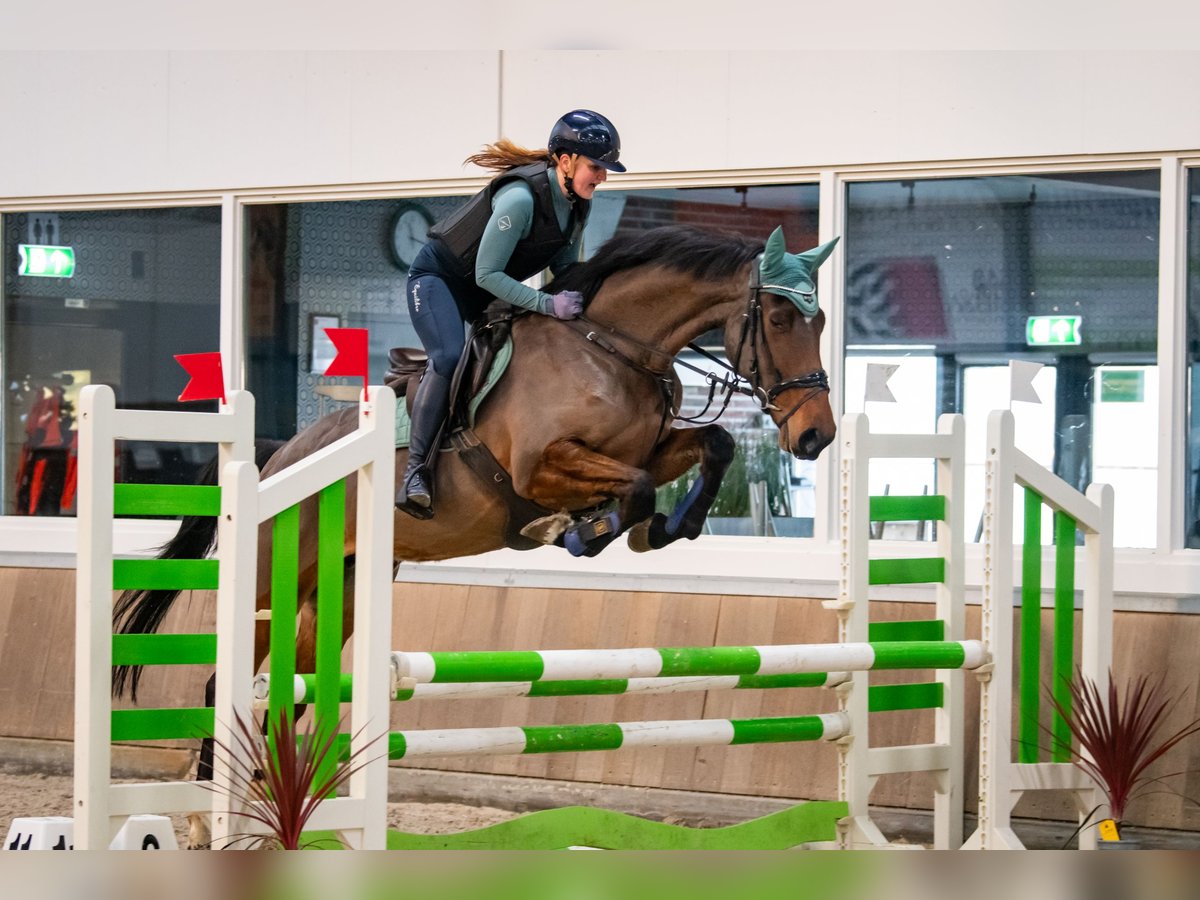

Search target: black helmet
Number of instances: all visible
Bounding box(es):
[548,109,625,173]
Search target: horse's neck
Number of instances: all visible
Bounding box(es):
[586,269,743,357]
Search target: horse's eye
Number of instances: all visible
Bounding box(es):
[769,312,792,332]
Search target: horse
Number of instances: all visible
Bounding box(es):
[110,223,838,842]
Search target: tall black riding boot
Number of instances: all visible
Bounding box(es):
[396,369,451,518]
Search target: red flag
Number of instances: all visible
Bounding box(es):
[175,352,226,403]
[322,327,369,394]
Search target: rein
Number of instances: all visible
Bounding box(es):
[565,263,830,433]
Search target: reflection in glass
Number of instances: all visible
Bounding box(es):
[846,172,1160,547]
[1185,171,1200,547]
[2,207,221,515]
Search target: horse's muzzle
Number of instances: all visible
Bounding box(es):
[791,426,835,460]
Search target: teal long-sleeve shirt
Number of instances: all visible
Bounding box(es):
[474,168,584,315]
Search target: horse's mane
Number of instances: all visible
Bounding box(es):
[545,225,764,300]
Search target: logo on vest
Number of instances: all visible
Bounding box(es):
[411,281,421,312]
[497,215,512,231]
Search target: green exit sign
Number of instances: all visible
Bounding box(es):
[1026,315,1081,346]
[18,244,76,278]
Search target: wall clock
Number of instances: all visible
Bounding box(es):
[388,202,435,270]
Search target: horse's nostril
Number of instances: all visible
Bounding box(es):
[795,427,832,460]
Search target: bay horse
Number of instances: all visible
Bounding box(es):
[111,224,837,838]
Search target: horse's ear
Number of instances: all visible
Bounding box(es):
[761,226,787,272]
[794,236,840,272]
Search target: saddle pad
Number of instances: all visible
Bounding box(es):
[395,335,513,449]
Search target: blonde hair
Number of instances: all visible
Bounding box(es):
[465,138,554,172]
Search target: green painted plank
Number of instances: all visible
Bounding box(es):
[315,480,346,787]
[1052,510,1078,763]
[269,505,300,744]
[373,802,850,850]
[868,620,944,642]
[868,682,943,712]
[869,494,945,522]
[1019,488,1042,764]
[111,633,216,666]
[868,557,945,585]
[111,707,214,742]
[114,483,220,517]
[112,559,218,591]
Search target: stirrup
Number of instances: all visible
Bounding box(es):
[395,469,434,520]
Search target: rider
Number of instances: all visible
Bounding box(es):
[396,109,626,518]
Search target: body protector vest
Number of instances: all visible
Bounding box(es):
[428,162,589,289]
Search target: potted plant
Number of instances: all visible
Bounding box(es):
[1045,668,1200,848]
[202,708,380,850]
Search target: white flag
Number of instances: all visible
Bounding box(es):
[865,364,899,403]
[1010,360,1044,405]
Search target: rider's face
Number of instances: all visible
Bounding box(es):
[557,155,608,200]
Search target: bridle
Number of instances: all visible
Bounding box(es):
[565,260,830,435]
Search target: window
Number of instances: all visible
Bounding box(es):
[244,185,822,537]
[2,207,221,516]
[845,172,1160,548]
[245,199,465,439]
[1185,169,1200,548]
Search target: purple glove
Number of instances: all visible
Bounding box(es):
[549,290,584,320]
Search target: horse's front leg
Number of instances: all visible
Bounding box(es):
[627,424,736,552]
[528,439,658,557]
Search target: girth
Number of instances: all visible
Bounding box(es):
[449,429,552,551]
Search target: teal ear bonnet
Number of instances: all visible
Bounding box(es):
[758,226,839,317]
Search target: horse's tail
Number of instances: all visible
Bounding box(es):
[112,438,286,701]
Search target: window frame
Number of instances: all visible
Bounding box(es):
[3,155,1200,614]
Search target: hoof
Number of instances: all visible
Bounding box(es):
[627,521,654,553]
[627,513,671,553]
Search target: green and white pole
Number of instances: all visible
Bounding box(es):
[253,669,850,706]
[337,712,852,760]
[391,640,988,685]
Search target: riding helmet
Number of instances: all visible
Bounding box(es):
[548,109,626,172]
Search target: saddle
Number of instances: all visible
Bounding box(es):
[384,302,552,550]
[384,300,518,417]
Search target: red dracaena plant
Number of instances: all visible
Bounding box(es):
[203,708,380,849]
[1046,668,1200,825]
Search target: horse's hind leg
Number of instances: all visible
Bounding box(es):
[627,424,736,552]
[528,439,658,557]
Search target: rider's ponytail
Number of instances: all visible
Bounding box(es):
[465,138,553,172]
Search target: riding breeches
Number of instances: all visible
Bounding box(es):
[405,271,468,378]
